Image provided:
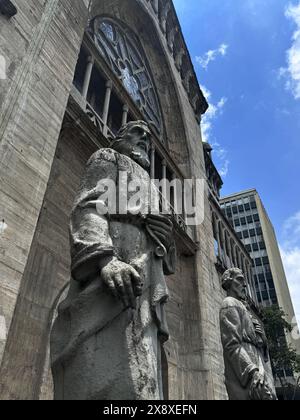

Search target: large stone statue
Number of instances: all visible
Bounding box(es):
[220,268,277,400]
[50,121,176,400]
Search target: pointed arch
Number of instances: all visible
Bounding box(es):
[90,15,164,136]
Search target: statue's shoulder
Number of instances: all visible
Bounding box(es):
[221,297,245,311]
[87,148,119,167]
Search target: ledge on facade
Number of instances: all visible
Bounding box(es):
[0,0,17,18]
[65,93,110,150]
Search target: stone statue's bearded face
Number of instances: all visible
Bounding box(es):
[229,272,247,301]
[112,122,151,170]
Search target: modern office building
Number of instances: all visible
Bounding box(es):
[220,189,300,356]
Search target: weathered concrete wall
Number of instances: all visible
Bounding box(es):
[0,0,90,397]
[0,120,97,400]
[0,0,228,400]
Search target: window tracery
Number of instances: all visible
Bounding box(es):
[91,17,163,135]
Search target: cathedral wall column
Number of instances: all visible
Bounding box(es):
[122,104,129,126]
[150,142,156,180]
[102,80,113,136]
[82,55,94,101]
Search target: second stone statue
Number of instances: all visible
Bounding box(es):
[220,268,277,401]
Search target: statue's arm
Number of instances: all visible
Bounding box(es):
[70,150,117,283]
[220,305,259,388]
[70,149,143,308]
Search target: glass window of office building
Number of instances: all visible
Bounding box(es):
[221,194,278,306]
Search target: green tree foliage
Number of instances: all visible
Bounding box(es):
[261,306,300,385]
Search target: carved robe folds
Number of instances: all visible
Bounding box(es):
[50,149,176,400]
[220,297,276,400]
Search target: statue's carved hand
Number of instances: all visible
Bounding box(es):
[101,258,143,309]
[250,371,270,400]
[146,214,174,250]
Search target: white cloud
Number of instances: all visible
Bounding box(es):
[280,211,300,326]
[213,144,230,177]
[196,44,229,70]
[284,211,300,240]
[280,246,300,327]
[201,86,227,142]
[279,2,300,99]
[201,86,229,177]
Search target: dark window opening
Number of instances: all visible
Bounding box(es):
[259,241,266,250]
[264,264,271,273]
[269,289,277,301]
[73,48,89,94]
[155,153,163,181]
[87,67,106,117]
[253,214,260,222]
[262,257,269,265]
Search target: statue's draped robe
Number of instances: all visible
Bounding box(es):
[220,297,276,400]
[50,149,176,400]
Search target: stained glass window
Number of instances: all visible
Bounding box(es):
[91,17,163,135]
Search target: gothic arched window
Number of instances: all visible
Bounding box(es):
[91,16,163,135]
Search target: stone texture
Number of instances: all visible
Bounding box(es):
[0,0,89,382]
[0,0,229,400]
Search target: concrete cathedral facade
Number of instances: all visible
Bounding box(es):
[0,0,257,400]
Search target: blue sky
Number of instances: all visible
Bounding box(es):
[173,0,300,327]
